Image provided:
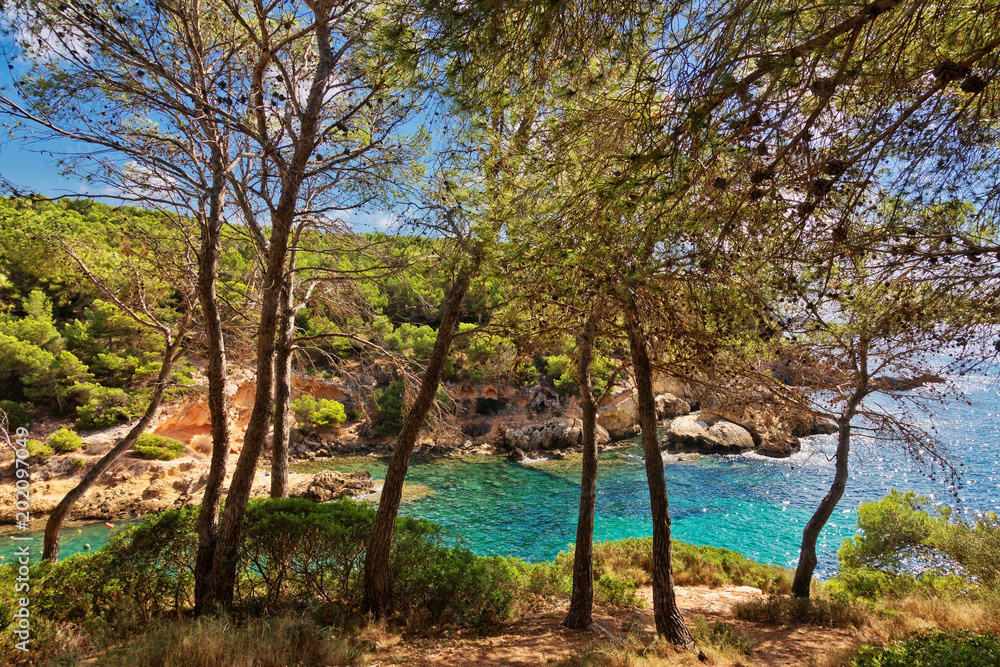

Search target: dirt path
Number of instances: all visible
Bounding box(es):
[376,586,860,667]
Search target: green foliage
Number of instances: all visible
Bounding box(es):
[70,457,88,470]
[0,507,198,636]
[291,395,348,432]
[0,289,64,351]
[839,490,948,572]
[48,427,85,452]
[564,537,792,594]
[852,630,1000,667]
[382,323,438,360]
[372,381,405,436]
[546,354,577,395]
[825,568,918,602]
[67,382,133,430]
[594,573,642,608]
[691,616,755,658]
[238,497,374,608]
[0,331,91,403]
[0,399,31,429]
[839,490,1000,594]
[25,438,53,462]
[132,433,185,460]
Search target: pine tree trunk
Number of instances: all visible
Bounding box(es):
[42,330,186,562]
[193,156,233,614]
[565,314,600,629]
[792,405,857,597]
[203,12,338,605]
[363,267,474,616]
[623,297,695,649]
[204,243,289,607]
[270,273,295,498]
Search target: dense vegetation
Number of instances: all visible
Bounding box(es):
[0,0,998,660]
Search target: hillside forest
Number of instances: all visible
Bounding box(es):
[1,1,1000,665]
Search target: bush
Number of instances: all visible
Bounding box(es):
[852,630,1000,667]
[291,395,347,432]
[840,490,1000,593]
[0,508,198,635]
[372,381,405,436]
[825,568,918,602]
[25,438,53,462]
[594,573,643,608]
[67,382,133,430]
[560,537,792,594]
[733,593,867,627]
[0,399,31,429]
[132,433,185,460]
[71,457,87,470]
[49,427,85,452]
[692,616,755,658]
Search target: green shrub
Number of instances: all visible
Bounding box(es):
[132,433,185,460]
[67,382,133,430]
[49,427,85,452]
[594,573,643,608]
[840,490,1000,593]
[291,395,347,431]
[839,490,948,572]
[825,568,918,602]
[561,537,792,594]
[372,381,405,436]
[25,438,53,462]
[692,615,755,658]
[0,399,31,429]
[238,497,375,609]
[71,457,88,470]
[852,630,1000,667]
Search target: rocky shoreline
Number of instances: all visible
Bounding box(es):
[1,376,835,524]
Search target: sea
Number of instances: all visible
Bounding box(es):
[5,368,998,578]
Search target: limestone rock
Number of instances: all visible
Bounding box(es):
[597,391,639,439]
[790,416,838,437]
[507,447,526,462]
[655,393,691,421]
[289,469,374,502]
[662,415,755,454]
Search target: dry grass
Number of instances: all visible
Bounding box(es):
[562,538,793,594]
[96,615,391,667]
[862,595,1000,641]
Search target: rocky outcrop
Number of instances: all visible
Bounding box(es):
[789,416,838,437]
[655,393,691,420]
[289,470,374,502]
[661,414,755,454]
[598,390,693,440]
[497,418,610,453]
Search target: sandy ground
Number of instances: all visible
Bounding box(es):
[375,585,859,667]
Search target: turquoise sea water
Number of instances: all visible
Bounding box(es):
[6,371,998,577]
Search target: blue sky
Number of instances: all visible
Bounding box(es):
[0,137,91,197]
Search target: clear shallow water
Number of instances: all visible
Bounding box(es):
[7,371,998,578]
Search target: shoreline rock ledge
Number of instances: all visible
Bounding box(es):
[661,414,755,455]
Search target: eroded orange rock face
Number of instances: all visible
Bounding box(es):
[152,376,351,451]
